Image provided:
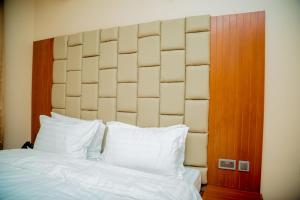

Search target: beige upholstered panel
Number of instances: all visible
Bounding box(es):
[66,97,80,118]
[138,36,160,67]
[100,41,118,69]
[99,69,117,97]
[98,98,116,122]
[101,27,118,42]
[186,32,210,65]
[161,50,185,82]
[138,21,160,37]
[160,82,185,114]
[53,60,66,83]
[185,100,209,133]
[117,83,137,112]
[81,110,97,120]
[52,15,210,184]
[117,112,137,125]
[81,84,98,110]
[118,54,137,82]
[82,57,99,83]
[186,65,209,99]
[186,15,210,32]
[83,30,100,57]
[53,36,68,59]
[52,108,65,115]
[52,84,65,108]
[160,115,184,127]
[119,25,138,53]
[138,66,160,97]
[67,45,82,70]
[184,133,208,167]
[137,98,159,127]
[161,18,185,50]
[66,71,81,96]
[68,33,83,46]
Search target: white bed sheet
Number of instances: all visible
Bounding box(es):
[183,167,202,192]
[0,149,201,200]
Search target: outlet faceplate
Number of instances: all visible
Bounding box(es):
[218,159,236,170]
[238,160,250,172]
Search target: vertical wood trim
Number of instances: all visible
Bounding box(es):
[31,39,53,143]
[0,0,3,150]
[208,11,265,192]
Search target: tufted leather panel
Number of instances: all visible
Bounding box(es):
[66,71,81,96]
[117,112,137,125]
[81,110,97,120]
[101,27,118,42]
[53,60,66,83]
[186,15,210,33]
[68,33,83,46]
[65,97,80,118]
[100,41,118,69]
[186,32,210,65]
[99,69,117,97]
[118,53,138,82]
[161,18,185,50]
[160,82,185,115]
[138,36,160,67]
[138,66,160,97]
[98,98,116,122]
[67,45,82,71]
[160,115,184,127]
[138,21,160,37]
[161,50,185,82]
[81,84,98,110]
[82,57,99,83]
[117,83,137,112]
[52,15,210,184]
[83,30,100,57]
[119,25,138,53]
[53,36,68,60]
[137,98,159,127]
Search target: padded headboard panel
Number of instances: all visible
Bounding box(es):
[52,15,210,183]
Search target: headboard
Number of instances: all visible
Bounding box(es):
[51,15,210,184]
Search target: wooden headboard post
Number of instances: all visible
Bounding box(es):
[207,11,264,194]
[31,38,53,143]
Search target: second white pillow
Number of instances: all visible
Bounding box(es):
[102,122,189,178]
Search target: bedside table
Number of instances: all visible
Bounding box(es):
[202,185,263,200]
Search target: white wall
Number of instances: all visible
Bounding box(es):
[4,0,34,149]
[4,0,300,199]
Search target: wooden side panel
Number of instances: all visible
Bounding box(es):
[208,11,265,192]
[203,185,263,200]
[31,39,53,143]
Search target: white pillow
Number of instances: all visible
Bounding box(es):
[51,112,106,159]
[34,115,99,159]
[102,121,189,178]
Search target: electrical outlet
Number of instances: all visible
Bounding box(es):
[218,159,236,170]
[238,160,250,172]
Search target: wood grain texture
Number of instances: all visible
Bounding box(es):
[31,39,53,143]
[0,0,3,150]
[203,185,263,200]
[208,11,265,192]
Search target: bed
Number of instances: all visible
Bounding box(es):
[1,14,210,200]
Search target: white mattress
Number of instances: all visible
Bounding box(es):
[0,149,201,200]
[183,167,202,192]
